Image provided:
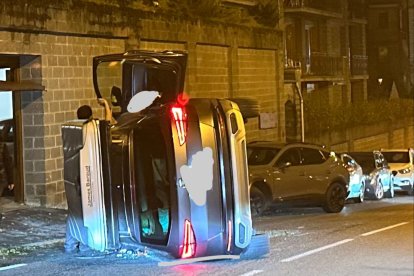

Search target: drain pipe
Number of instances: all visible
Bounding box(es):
[295,82,305,142]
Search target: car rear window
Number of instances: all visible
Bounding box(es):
[247,147,280,165]
[382,152,409,163]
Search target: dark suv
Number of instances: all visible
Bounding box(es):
[62,50,266,259]
[247,142,350,216]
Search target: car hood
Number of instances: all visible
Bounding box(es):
[388,163,412,170]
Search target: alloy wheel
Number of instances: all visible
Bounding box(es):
[359,185,365,203]
[323,183,346,213]
[375,182,384,200]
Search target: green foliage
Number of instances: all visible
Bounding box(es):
[304,98,414,136]
[1,0,280,28]
[248,0,280,28]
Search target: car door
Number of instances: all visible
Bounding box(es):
[300,147,331,196]
[271,147,304,199]
[374,152,391,191]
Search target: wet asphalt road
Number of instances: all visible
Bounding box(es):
[0,195,413,276]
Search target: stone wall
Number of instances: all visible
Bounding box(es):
[308,119,414,153]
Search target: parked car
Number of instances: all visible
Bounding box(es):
[247,142,350,216]
[347,151,394,200]
[340,153,365,203]
[0,118,14,184]
[0,118,14,157]
[380,148,414,195]
[62,50,268,260]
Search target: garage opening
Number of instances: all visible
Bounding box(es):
[0,54,44,205]
[0,68,15,201]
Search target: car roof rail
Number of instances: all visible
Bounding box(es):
[248,140,273,144]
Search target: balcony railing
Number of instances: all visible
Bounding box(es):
[350,55,368,76]
[303,53,344,77]
[284,0,341,14]
[285,53,367,79]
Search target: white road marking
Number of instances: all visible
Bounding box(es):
[280,239,354,263]
[360,222,409,237]
[239,270,264,276]
[158,255,240,266]
[281,221,411,263]
[0,263,27,271]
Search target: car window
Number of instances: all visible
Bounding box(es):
[247,147,279,165]
[382,152,409,163]
[342,155,356,169]
[277,148,301,166]
[301,148,326,165]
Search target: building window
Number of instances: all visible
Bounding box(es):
[378,12,389,28]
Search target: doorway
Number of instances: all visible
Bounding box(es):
[0,68,16,201]
[285,100,298,143]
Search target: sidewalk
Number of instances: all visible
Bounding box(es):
[0,197,67,254]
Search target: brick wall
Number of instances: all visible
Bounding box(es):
[1,31,125,207]
[237,48,278,142]
[194,45,230,99]
[353,133,389,151]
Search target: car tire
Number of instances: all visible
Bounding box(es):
[354,182,365,203]
[373,181,384,200]
[384,180,394,198]
[250,186,268,217]
[228,98,260,119]
[240,233,270,260]
[322,182,346,213]
[407,184,414,196]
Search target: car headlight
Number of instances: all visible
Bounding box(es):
[398,168,411,174]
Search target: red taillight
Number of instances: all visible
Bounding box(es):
[181,219,196,258]
[171,105,187,146]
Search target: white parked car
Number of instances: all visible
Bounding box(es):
[381,148,414,195]
[340,153,365,203]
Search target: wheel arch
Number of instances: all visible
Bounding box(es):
[329,176,349,195]
[251,180,272,202]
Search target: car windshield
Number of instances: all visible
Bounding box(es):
[247,147,280,165]
[349,154,375,174]
[381,152,409,163]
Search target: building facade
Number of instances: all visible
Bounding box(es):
[282,0,369,142]
[367,0,413,99]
